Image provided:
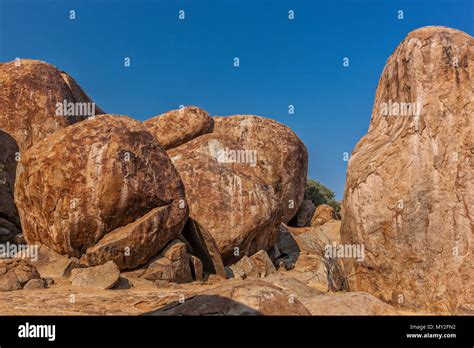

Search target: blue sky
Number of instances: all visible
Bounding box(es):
[1,0,472,199]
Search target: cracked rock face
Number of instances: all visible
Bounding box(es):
[341,26,474,313]
[0,59,104,152]
[15,115,188,270]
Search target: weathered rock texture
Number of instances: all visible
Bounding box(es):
[213,115,308,223]
[15,115,188,270]
[70,261,120,290]
[341,26,474,313]
[149,279,311,315]
[144,106,213,150]
[311,204,336,226]
[0,259,41,291]
[0,130,21,242]
[169,134,280,264]
[0,59,104,152]
[142,240,193,283]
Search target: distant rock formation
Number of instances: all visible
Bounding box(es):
[341,26,473,313]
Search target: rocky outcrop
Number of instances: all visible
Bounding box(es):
[213,115,308,223]
[0,59,104,152]
[311,204,336,226]
[341,26,474,313]
[168,134,280,265]
[144,106,213,150]
[0,130,21,242]
[15,115,188,270]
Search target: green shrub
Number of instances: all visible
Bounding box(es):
[304,178,341,213]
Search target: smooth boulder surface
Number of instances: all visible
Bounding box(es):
[213,115,308,223]
[168,134,280,264]
[70,261,120,290]
[144,106,213,150]
[0,59,104,152]
[15,115,188,270]
[341,26,474,313]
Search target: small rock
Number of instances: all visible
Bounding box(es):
[188,255,204,281]
[230,256,259,279]
[0,271,21,291]
[70,261,120,290]
[249,250,277,278]
[0,259,40,291]
[113,277,132,290]
[162,240,187,262]
[311,204,336,226]
[35,245,78,279]
[23,278,46,290]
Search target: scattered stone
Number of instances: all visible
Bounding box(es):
[0,259,41,291]
[23,278,46,290]
[70,261,120,290]
[230,251,276,279]
[34,245,78,279]
[142,240,193,284]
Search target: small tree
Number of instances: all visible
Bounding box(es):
[305,178,341,213]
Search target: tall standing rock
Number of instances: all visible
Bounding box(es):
[0,59,104,152]
[15,115,188,270]
[213,115,308,223]
[341,27,474,313]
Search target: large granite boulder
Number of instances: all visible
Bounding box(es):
[213,115,308,223]
[341,26,474,313]
[0,59,104,152]
[15,115,188,270]
[144,106,213,150]
[168,134,280,265]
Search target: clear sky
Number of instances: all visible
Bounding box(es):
[1,0,472,199]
